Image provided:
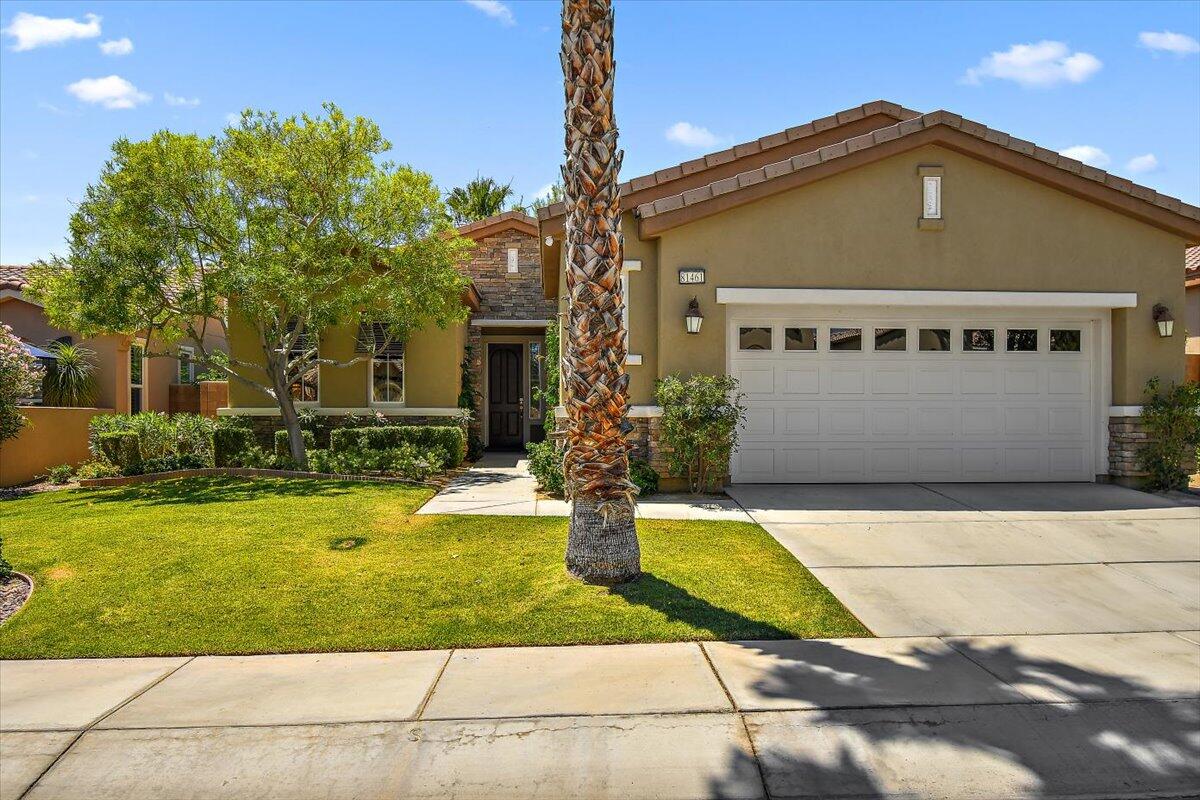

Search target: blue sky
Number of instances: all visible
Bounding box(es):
[1,0,1198,263]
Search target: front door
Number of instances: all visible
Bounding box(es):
[488,344,523,449]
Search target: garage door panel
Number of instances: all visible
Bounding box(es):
[730,313,1097,483]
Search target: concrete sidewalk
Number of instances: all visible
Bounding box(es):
[418,451,752,521]
[3,632,1198,799]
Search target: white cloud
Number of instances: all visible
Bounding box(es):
[225,111,243,126]
[1058,145,1110,168]
[962,41,1102,87]
[665,121,722,148]
[1139,30,1200,55]
[1125,153,1159,174]
[464,0,514,26]
[3,11,101,51]
[99,37,133,56]
[66,75,151,110]
[164,92,200,107]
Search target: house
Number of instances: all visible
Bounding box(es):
[1,264,226,414]
[221,211,556,450]
[538,101,1200,484]
[1186,246,1199,382]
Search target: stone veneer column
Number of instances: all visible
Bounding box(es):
[1107,414,1148,482]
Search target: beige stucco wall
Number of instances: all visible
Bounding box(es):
[226,308,465,410]
[0,406,113,487]
[648,144,1188,406]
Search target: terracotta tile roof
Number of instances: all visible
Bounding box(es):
[457,210,538,240]
[0,264,33,291]
[536,99,921,222]
[635,110,1200,234]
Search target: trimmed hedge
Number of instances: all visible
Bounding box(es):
[98,431,142,473]
[330,425,464,468]
[213,427,256,468]
[274,429,316,459]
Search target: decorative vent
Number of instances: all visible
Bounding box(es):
[507,248,519,273]
[922,176,942,219]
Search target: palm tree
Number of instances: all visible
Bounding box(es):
[559,0,640,583]
[445,175,515,226]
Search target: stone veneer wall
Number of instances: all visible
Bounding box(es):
[1107,415,1148,482]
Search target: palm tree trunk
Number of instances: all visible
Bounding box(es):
[560,0,640,584]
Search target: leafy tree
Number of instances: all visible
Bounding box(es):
[30,104,471,467]
[445,175,515,225]
[0,322,42,444]
[41,342,99,407]
[532,182,565,212]
[560,0,640,583]
[655,374,746,494]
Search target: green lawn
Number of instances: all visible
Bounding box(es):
[0,478,868,658]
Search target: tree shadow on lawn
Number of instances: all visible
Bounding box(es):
[706,637,1200,798]
[58,477,395,508]
[610,572,795,640]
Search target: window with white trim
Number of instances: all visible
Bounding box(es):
[371,352,404,403]
[177,346,195,384]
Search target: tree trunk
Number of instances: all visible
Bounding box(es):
[268,355,309,469]
[560,0,640,584]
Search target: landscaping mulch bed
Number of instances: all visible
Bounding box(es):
[0,574,32,624]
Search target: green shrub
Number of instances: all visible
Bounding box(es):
[655,373,746,494]
[173,414,217,460]
[98,431,143,474]
[1137,378,1200,491]
[40,342,99,407]
[274,429,316,460]
[630,458,659,497]
[330,425,463,468]
[1,321,42,445]
[526,439,565,496]
[142,454,208,474]
[45,464,74,484]
[315,443,438,480]
[213,426,256,468]
[0,536,12,582]
[74,460,121,480]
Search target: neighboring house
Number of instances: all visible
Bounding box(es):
[222,211,556,451]
[0,264,227,414]
[538,100,1200,484]
[1186,246,1199,382]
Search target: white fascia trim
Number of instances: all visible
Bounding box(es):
[716,288,1138,309]
[0,288,39,306]
[553,404,661,419]
[218,406,463,417]
[626,354,643,366]
[471,318,552,327]
[1108,406,1143,417]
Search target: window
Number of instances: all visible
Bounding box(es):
[1050,329,1082,352]
[738,326,771,351]
[919,328,952,351]
[784,327,816,351]
[286,319,318,402]
[874,328,906,351]
[371,353,404,403]
[507,248,519,273]
[529,341,544,421]
[1006,329,1038,352]
[130,342,145,413]
[963,328,994,352]
[177,346,195,384]
[829,327,862,351]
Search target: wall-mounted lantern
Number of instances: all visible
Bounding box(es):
[1152,303,1174,337]
[685,297,703,334]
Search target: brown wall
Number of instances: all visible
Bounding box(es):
[648,144,1187,406]
[0,406,113,487]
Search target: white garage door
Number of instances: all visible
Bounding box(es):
[729,310,1099,483]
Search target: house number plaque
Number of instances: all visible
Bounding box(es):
[678,268,705,285]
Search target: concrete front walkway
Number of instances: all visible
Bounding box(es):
[729,482,1200,637]
[418,451,752,521]
[3,632,1198,799]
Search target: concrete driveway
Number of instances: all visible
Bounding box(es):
[727,482,1200,637]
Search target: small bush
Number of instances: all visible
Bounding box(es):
[142,453,208,474]
[656,373,746,494]
[526,439,565,496]
[98,431,143,474]
[316,443,439,480]
[213,426,256,468]
[45,464,74,485]
[173,414,217,460]
[74,461,121,480]
[1137,378,1200,491]
[0,536,12,582]
[274,429,316,459]
[40,342,99,407]
[630,458,659,497]
[330,425,464,468]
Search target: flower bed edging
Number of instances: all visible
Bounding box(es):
[0,572,34,625]
[78,467,433,489]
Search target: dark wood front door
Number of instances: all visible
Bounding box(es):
[488,344,523,449]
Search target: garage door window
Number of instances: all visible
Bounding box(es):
[1007,329,1038,352]
[963,328,995,352]
[918,328,952,351]
[739,326,772,351]
[829,327,862,351]
[1050,329,1082,352]
[874,328,907,351]
[784,327,817,351]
